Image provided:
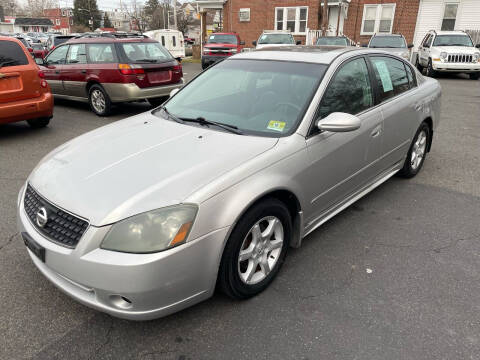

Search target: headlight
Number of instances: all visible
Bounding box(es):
[440,52,448,61]
[101,205,197,253]
[402,51,410,59]
[473,53,480,63]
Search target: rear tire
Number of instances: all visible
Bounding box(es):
[469,72,480,80]
[148,96,169,108]
[218,198,291,300]
[27,117,50,128]
[88,84,112,116]
[398,122,430,178]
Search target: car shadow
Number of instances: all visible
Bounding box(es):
[53,98,154,117]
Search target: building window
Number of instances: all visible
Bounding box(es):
[441,3,458,31]
[61,9,66,16]
[56,19,61,25]
[361,4,396,35]
[70,19,73,25]
[275,7,308,34]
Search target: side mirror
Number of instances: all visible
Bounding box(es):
[175,57,182,63]
[361,43,368,48]
[296,40,301,45]
[252,40,257,46]
[239,41,245,45]
[476,44,480,48]
[35,57,45,66]
[408,44,414,48]
[317,112,361,133]
[169,88,180,98]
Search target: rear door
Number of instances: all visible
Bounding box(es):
[43,45,69,94]
[0,39,39,104]
[62,43,88,98]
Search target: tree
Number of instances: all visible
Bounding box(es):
[73,0,101,30]
[121,0,147,33]
[103,12,112,28]
[176,11,188,35]
[22,0,56,17]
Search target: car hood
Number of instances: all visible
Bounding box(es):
[29,112,278,226]
[433,46,479,54]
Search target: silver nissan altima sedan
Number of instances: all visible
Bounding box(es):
[18,46,441,320]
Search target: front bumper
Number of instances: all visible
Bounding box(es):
[17,186,229,320]
[432,61,480,73]
[102,79,185,102]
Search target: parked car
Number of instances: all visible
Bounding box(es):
[14,36,34,55]
[0,36,53,127]
[31,43,48,59]
[144,29,186,59]
[37,33,184,115]
[18,46,441,320]
[416,30,480,79]
[316,36,350,46]
[201,32,245,69]
[252,30,300,49]
[367,33,413,62]
[46,34,76,51]
[184,36,195,45]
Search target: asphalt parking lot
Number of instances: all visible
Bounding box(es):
[1,63,479,360]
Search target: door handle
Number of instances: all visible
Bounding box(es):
[371,126,382,138]
[81,70,87,74]
[55,70,60,74]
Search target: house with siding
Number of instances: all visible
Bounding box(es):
[413,0,480,50]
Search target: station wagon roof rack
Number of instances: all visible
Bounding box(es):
[74,32,148,39]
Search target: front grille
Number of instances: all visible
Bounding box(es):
[446,54,473,63]
[23,184,89,248]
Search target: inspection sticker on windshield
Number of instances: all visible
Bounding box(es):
[268,120,286,132]
[374,61,393,92]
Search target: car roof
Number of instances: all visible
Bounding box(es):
[433,30,468,36]
[66,37,157,44]
[232,46,360,64]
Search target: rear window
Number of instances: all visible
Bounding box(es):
[118,42,173,63]
[0,40,28,68]
[54,36,73,46]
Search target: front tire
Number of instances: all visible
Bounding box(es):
[218,198,291,300]
[398,122,430,178]
[88,84,112,116]
[469,72,480,80]
[27,117,50,128]
[426,59,436,78]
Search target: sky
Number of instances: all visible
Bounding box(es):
[18,0,188,12]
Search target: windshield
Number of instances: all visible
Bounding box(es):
[159,60,326,137]
[207,34,238,45]
[369,36,406,48]
[316,37,348,46]
[119,42,173,63]
[258,34,294,45]
[433,35,473,47]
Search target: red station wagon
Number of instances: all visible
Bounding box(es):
[38,33,184,116]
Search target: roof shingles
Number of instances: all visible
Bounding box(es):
[14,18,53,26]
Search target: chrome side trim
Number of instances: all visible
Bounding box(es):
[303,162,402,238]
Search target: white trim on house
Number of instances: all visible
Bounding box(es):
[274,6,309,35]
[360,3,396,35]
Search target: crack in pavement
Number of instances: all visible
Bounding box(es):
[0,232,19,251]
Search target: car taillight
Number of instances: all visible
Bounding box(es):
[118,63,145,75]
[28,47,33,52]
[38,71,48,88]
[173,63,183,77]
[38,70,45,78]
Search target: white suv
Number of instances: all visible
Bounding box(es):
[252,31,300,49]
[416,30,480,79]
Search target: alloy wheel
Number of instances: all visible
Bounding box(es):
[91,89,106,114]
[411,130,427,170]
[237,216,284,285]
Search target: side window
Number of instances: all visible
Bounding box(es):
[425,34,433,47]
[46,45,68,65]
[87,44,116,63]
[66,44,87,64]
[421,34,429,47]
[371,56,410,102]
[172,36,176,47]
[404,63,416,88]
[317,58,373,120]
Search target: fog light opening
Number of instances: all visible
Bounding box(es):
[109,294,133,309]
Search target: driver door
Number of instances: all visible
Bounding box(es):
[43,45,69,94]
[303,57,384,226]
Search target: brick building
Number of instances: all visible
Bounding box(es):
[43,8,74,35]
[221,0,420,47]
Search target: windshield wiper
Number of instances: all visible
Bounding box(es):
[180,117,243,135]
[158,106,184,123]
[137,59,158,63]
[0,60,16,68]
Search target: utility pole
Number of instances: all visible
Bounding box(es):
[173,0,177,30]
